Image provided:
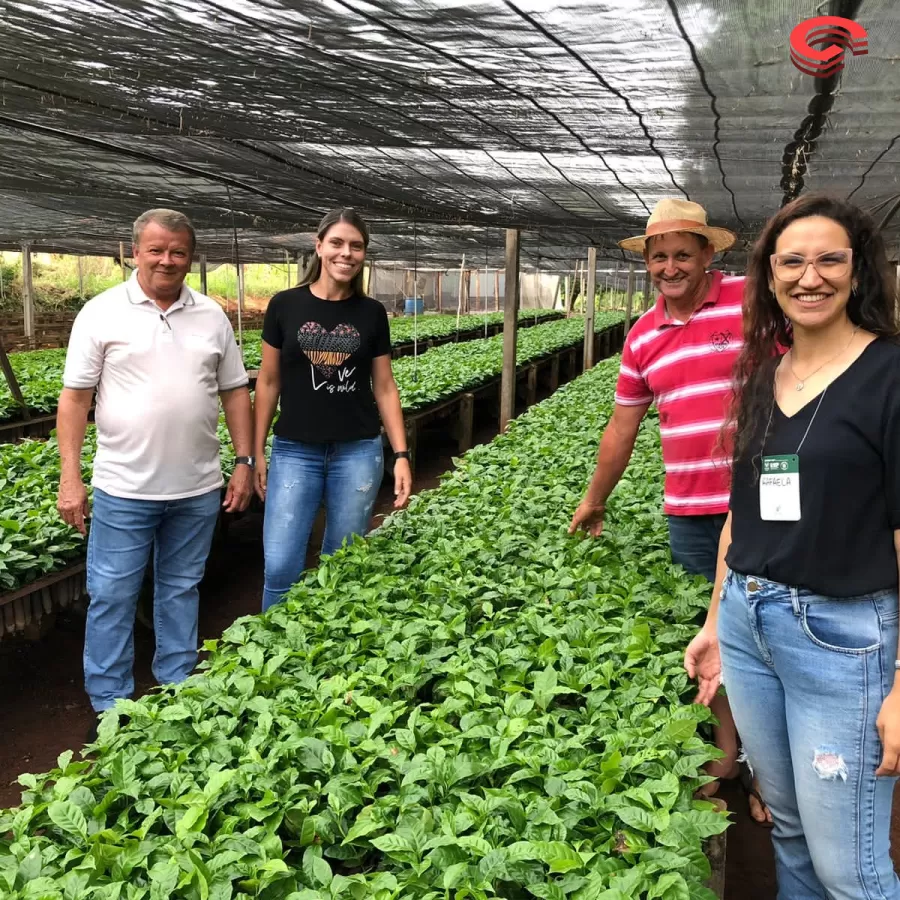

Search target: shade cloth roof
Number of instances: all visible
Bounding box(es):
[0,0,897,268]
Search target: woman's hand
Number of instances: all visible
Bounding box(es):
[393,458,412,509]
[684,625,721,707]
[876,688,900,776]
[254,455,268,502]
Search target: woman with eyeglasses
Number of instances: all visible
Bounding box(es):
[685,193,900,897]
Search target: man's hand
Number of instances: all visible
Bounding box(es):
[393,458,412,509]
[223,464,253,513]
[876,688,900,776]
[684,625,721,707]
[58,478,90,535]
[568,499,606,536]
[254,456,268,502]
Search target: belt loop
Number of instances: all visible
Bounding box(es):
[790,587,801,616]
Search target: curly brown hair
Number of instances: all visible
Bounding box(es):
[727,192,898,467]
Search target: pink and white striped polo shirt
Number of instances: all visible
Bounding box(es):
[614,270,744,516]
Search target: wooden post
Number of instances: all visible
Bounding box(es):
[119,241,127,281]
[526,365,538,406]
[436,271,443,312]
[458,393,475,453]
[642,271,652,311]
[236,263,245,348]
[623,262,636,339]
[199,254,208,296]
[406,419,418,479]
[583,247,597,370]
[21,242,34,347]
[494,270,500,311]
[499,229,520,432]
[456,255,466,333]
[463,270,471,313]
[0,334,30,420]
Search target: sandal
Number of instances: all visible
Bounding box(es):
[737,760,773,828]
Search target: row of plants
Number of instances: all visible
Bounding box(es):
[0,359,726,900]
[392,312,624,411]
[0,316,618,590]
[387,310,561,347]
[239,311,563,371]
[0,313,568,422]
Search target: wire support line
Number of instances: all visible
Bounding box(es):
[0,115,325,217]
[847,133,900,201]
[503,0,684,207]
[332,0,651,217]
[664,0,744,227]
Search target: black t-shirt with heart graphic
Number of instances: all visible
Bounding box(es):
[262,285,392,443]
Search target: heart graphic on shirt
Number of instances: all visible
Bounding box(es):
[297,322,361,379]
[710,330,732,352]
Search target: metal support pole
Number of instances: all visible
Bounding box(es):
[200,254,208,296]
[583,247,597,370]
[500,229,520,432]
[119,241,127,282]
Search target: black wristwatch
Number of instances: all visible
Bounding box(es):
[394,450,411,461]
[235,456,256,469]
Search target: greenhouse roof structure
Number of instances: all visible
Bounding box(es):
[0,0,897,268]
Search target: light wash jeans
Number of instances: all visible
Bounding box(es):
[718,570,900,899]
[262,435,383,611]
[84,487,220,712]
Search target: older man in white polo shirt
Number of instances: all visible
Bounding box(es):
[57,208,254,723]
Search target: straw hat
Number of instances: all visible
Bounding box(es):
[618,199,737,254]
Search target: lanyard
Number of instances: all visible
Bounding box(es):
[761,384,828,458]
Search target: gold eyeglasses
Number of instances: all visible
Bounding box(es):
[770,249,853,283]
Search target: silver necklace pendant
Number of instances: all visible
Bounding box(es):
[795,381,805,392]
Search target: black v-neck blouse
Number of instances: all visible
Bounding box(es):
[726,338,900,597]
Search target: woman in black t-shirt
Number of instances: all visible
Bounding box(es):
[685,194,900,897]
[254,208,412,610]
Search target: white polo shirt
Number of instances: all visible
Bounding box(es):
[63,273,249,500]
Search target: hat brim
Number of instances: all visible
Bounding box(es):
[618,225,737,254]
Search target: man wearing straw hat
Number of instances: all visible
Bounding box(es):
[570,198,770,825]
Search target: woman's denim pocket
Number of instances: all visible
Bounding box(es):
[800,597,884,655]
[719,567,734,603]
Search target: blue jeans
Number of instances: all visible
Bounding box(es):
[84,487,220,712]
[262,435,383,611]
[719,571,900,899]
[667,513,727,583]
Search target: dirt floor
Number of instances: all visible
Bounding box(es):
[1,415,899,898]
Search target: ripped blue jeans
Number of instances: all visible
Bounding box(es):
[262,435,383,610]
[718,570,900,900]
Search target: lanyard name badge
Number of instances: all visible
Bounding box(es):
[759,388,827,522]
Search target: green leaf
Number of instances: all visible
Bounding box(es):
[303,847,333,888]
[665,719,698,744]
[533,665,559,710]
[47,800,87,840]
[442,862,469,889]
[616,806,657,833]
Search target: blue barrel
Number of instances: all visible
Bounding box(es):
[404,297,424,316]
